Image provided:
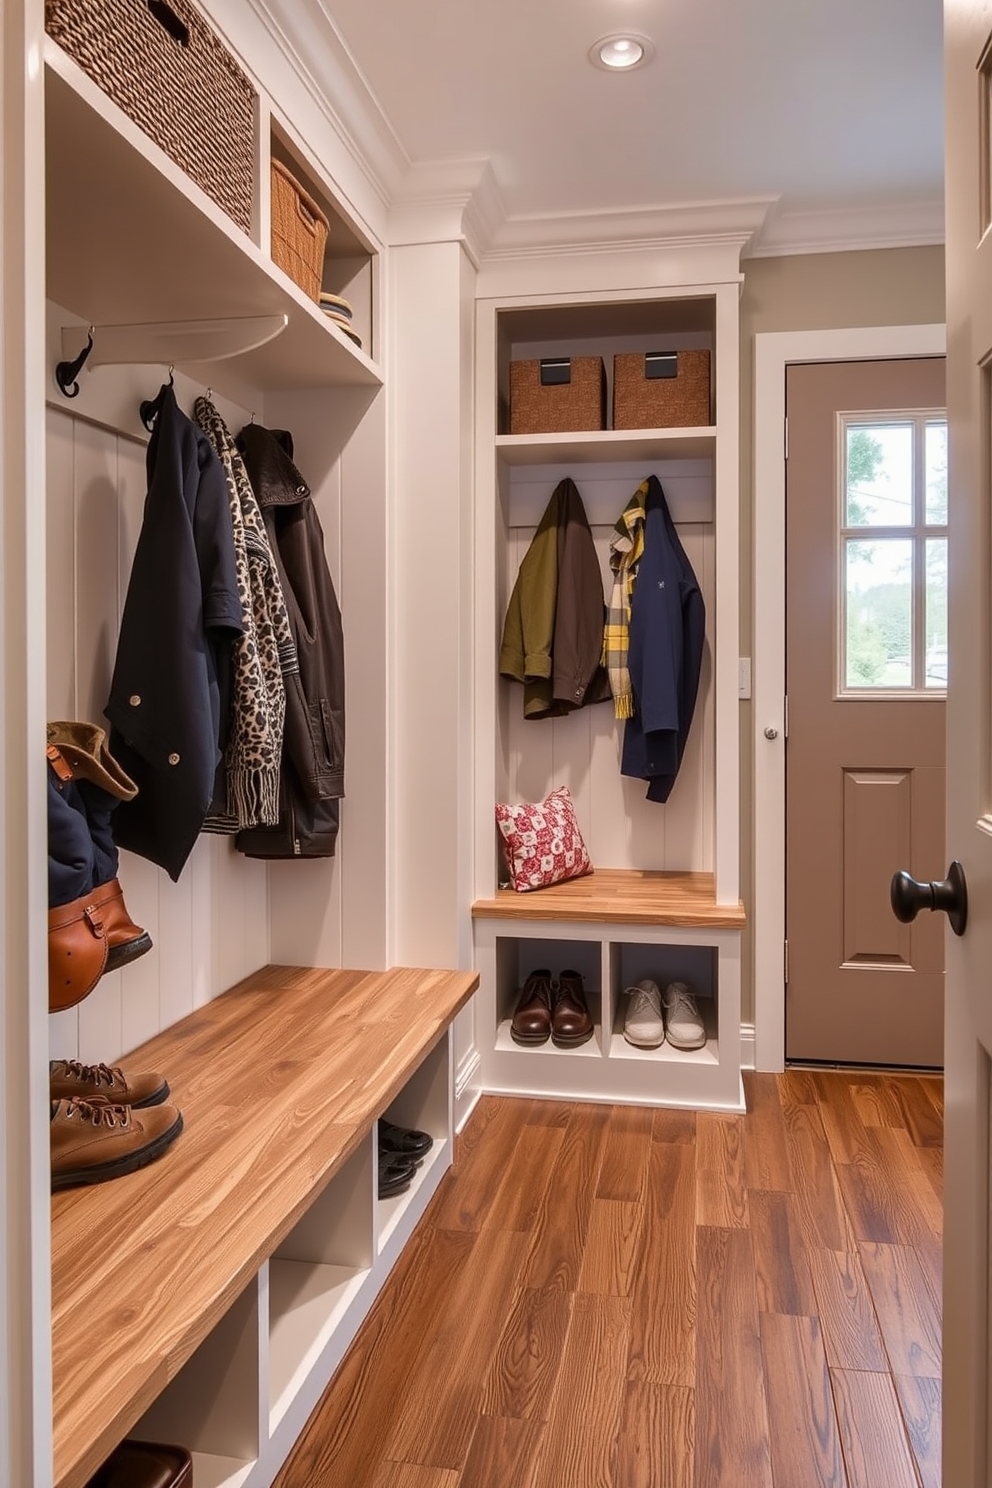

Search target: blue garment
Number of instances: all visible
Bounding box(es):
[105,385,243,880]
[620,476,705,803]
[47,767,105,907]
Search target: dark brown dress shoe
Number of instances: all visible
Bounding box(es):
[510,970,554,1045]
[552,969,595,1048]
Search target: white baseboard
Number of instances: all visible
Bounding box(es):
[740,1022,756,1071]
[454,1045,482,1132]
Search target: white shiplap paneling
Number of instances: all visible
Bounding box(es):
[46,387,270,1068]
[500,510,715,874]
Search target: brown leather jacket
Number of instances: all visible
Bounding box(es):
[234,423,345,858]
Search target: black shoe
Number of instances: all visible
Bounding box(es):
[378,1117,433,1160]
[378,1155,416,1198]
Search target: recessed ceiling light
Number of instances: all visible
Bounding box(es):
[589,34,654,71]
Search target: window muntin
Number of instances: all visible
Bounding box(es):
[840,413,947,695]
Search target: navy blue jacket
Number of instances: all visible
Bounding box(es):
[106,385,243,879]
[620,476,705,803]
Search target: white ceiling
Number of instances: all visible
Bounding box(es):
[280,0,944,257]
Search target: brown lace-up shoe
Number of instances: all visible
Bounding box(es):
[510,969,554,1045]
[50,1096,183,1190]
[551,969,595,1048]
[50,1058,170,1108]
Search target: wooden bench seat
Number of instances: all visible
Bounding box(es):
[50,963,478,1488]
[472,868,746,927]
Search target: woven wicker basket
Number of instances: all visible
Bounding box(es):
[270,160,329,302]
[509,357,606,434]
[45,0,256,234]
[613,351,712,430]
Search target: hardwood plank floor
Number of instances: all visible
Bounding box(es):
[274,1071,942,1488]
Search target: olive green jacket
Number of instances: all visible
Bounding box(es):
[498,477,611,719]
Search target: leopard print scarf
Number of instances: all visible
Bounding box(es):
[194,397,299,830]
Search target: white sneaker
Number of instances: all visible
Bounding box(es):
[623,979,665,1047]
[661,982,706,1050]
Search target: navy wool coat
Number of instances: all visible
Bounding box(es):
[620,475,706,803]
[106,384,243,880]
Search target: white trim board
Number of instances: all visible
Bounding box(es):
[751,323,946,1071]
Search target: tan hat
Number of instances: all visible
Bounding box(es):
[46,721,138,800]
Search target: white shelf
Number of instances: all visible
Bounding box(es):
[376,1138,449,1254]
[494,1019,605,1058]
[606,1031,720,1064]
[44,45,382,393]
[495,428,715,464]
[268,1260,370,1430]
[189,1455,256,1488]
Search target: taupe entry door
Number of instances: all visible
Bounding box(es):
[785,356,946,1066]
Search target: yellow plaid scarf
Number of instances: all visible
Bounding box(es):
[602,479,649,719]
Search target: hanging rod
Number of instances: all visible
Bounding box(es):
[55,315,290,397]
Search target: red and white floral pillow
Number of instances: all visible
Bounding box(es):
[495,785,593,892]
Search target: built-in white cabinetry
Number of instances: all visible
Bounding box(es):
[472,274,746,1111]
[65,973,470,1488]
[16,12,472,1488]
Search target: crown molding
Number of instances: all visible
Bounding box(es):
[387,160,506,267]
[485,196,778,260]
[748,196,945,257]
[233,4,945,268]
[245,0,410,208]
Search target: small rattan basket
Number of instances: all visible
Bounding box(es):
[270,160,329,302]
[509,357,606,435]
[45,0,256,234]
[613,351,712,430]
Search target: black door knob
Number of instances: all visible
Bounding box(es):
[890,860,968,937]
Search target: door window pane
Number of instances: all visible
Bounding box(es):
[926,537,948,688]
[846,423,913,526]
[925,421,948,524]
[846,538,913,688]
[840,411,947,695]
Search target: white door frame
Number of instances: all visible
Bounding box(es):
[752,322,946,1071]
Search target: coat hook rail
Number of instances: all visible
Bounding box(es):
[55,315,289,396]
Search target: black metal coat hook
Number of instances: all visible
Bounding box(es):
[55,330,94,399]
[139,367,176,432]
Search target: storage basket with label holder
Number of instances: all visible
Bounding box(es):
[613,350,712,430]
[509,356,606,434]
[44,0,256,234]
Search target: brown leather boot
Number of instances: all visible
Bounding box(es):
[50,1058,170,1108]
[510,969,554,1045]
[87,877,153,971]
[50,1096,183,1191]
[551,969,595,1048]
[48,892,109,1012]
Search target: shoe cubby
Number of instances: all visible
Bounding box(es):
[267,1140,375,1434]
[494,935,603,1056]
[131,1276,263,1488]
[608,940,718,1064]
[375,1032,452,1260]
[473,875,744,1110]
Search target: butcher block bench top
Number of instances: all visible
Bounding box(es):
[472,868,746,928]
[50,962,478,1488]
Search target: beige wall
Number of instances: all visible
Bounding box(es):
[738,245,946,1029]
